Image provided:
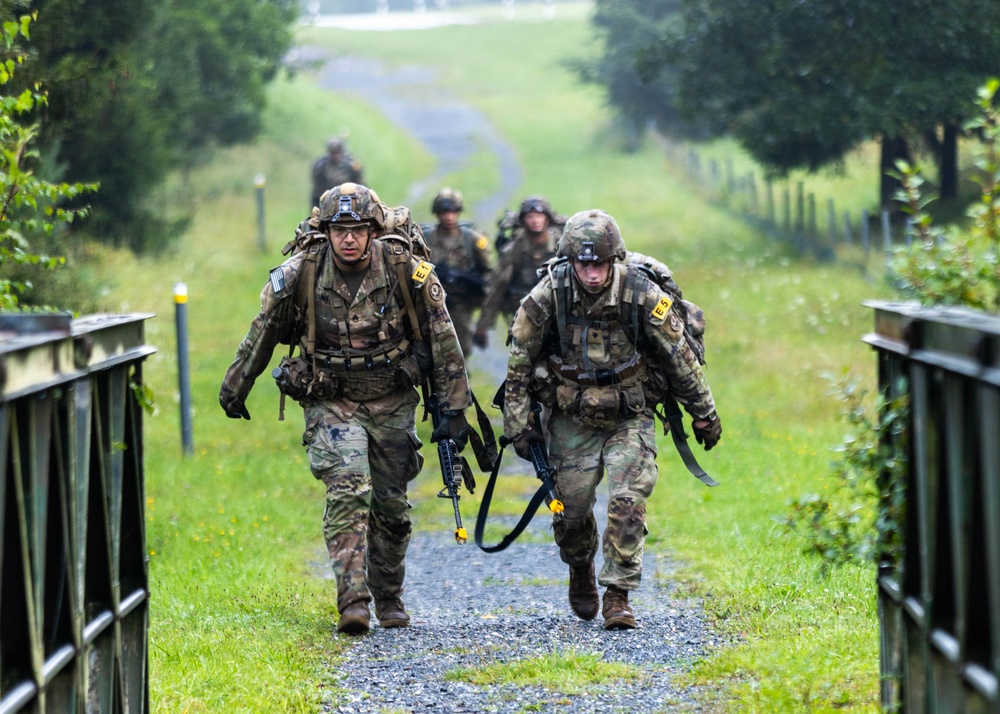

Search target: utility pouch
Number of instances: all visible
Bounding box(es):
[273,355,314,402]
[555,383,579,413]
[578,385,621,430]
[308,369,338,401]
[338,369,399,402]
[397,353,424,387]
[621,383,647,416]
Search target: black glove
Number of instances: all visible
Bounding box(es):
[472,329,488,349]
[512,429,545,461]
[431,410,471,452]
[692,412,721,451]
[221,397,251,420]
[219,386,251,420]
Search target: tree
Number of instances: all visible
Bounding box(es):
[575,0,708,148]
[0,9,97,309]
[590,0,1000,209]
[16,0,296,251]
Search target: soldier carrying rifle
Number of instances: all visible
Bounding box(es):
[502,209,721,630]
[219,183,474,636]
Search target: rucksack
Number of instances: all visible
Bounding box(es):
[540,251,706,369]
[542,252,717,485]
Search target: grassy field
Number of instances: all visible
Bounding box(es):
[84,3,902,711]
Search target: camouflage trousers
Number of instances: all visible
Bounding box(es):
[546,409,659,591]
[302,392,423,611]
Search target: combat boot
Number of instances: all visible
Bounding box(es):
[375,598,410,628]
[337,601,371,635]
[568,561,599,620]
[602,585,636,630]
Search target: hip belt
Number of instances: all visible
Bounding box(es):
[549,354,644,387]
[317,339,410,372]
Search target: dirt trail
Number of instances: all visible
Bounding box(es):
[309,51,523,228]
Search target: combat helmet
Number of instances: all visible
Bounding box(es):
[319,183,385,230]
[518,195,557,223]
[557,209,626,262]
[431,187,464,214]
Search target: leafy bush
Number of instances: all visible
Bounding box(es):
[0,12,97,310]
[890,78,1000,313]
[783,374,908,575]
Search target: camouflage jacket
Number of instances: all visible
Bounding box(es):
[477,225,560,332]
[422,223,494,294]
[221,239,472,418]
[503,261,716,438]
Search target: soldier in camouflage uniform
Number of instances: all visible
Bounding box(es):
[473,196,563,349]
[422,187,494,355]
[220,183,473,636]
[311,137,364,208]
[503,209,721,630]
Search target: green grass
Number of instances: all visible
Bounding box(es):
[75,3,907,711]
[445,649,644,693]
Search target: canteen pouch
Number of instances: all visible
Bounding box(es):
[273,355,314,402]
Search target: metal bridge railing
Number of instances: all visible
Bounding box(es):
[865,301,1000,713]
[0,312,155,714]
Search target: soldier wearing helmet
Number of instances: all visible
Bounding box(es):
[502,209,721,631]
[311,136,365,209]
[422,187,494,355]
[473,196,564,349]
[220,182,474,636]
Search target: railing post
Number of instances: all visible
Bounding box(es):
[174,283,194,456]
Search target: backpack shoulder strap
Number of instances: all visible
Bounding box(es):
[547,258,571,357]
[378,238,430,341]
[294,242,327,357]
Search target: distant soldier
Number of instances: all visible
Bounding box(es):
[422,187,494,355]
[473,196,564,349]
[502,209,721,630]
[220,182,473,636]
[311,137,364,208]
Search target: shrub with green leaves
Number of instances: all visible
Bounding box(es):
[784,373,908,575]
[890,78,1000,313]
[0,12,97,310]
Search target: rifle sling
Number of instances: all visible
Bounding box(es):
[662,396,719,487]
[474,441,557,553]
[467,391,498,472]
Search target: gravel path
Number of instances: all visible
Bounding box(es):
[320,509,720,713]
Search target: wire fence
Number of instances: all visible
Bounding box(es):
[663,140,918,276]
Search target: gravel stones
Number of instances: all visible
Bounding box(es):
[322,515,721,713]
